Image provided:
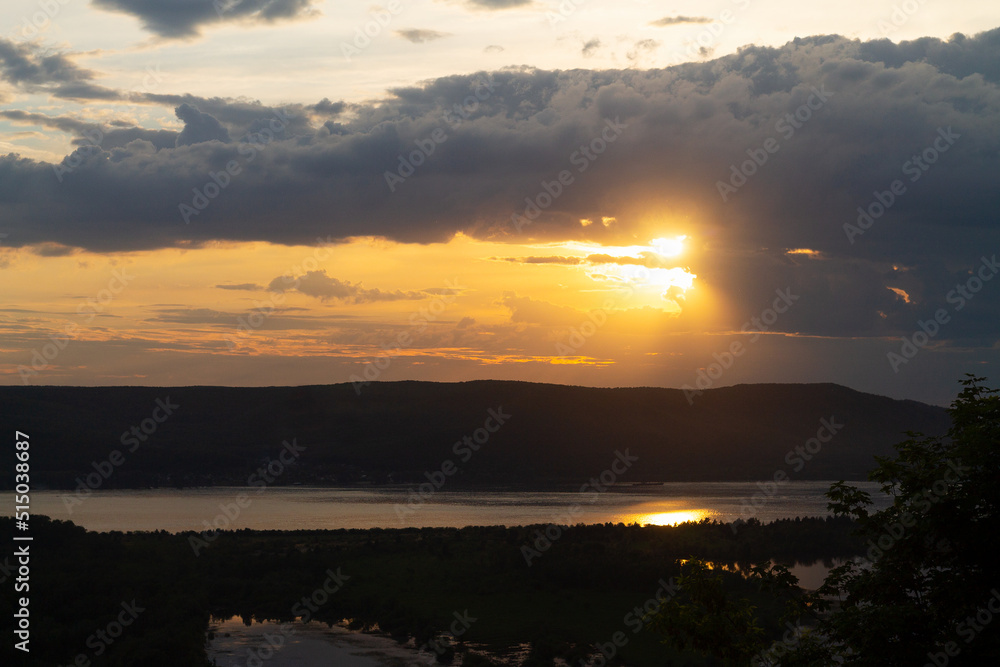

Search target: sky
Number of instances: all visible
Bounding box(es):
[1,0,999,405]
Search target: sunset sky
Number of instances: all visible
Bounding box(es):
[2,0,999,405]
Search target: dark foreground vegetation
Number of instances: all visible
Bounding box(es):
[1,515,861,666]
[652,377,1000,666]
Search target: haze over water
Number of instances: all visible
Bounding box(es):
[4,481,889,533]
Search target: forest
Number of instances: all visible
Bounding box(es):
[2,377,995,666]
[0,514,862,666]
[0,381,948,489]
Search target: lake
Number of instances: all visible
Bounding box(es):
[9,482,878,665]
[3,481,889,533]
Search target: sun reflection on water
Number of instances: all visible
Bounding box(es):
[630,509,714,526]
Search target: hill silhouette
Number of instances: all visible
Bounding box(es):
[2,381,950,489]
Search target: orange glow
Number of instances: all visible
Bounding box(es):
[628,509,715,526]
[650,236,687,257]
[888,287,912,303]
[1,233,714,384]
[549,235,697,302]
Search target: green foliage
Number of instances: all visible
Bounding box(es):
[809,375,1000,665]
[651,376,1000,666]
[645,559,765,665]
[0,517,862,666]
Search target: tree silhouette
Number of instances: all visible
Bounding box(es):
[652,376,1000,666]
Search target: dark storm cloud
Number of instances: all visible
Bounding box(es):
[97,128,179,151]
[91,0,321,39]
[0,37,119,100]
[140,93,317,136]
[1,97,299,153]
[857,31,1000,84]
[3,29,1000,341]
[0,109,181,151]
[0,40,320,150]
[30,242,78,257]
[0,38,91,85]
[174,104,231,146]
[310,98,346,116]
[0,110,93,135]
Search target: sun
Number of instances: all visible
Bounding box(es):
[583,234,696,299]
[650,235,687,257]
[505,233,696,310]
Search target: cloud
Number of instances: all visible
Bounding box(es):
[0,83,310,151]
[1,96,301,156]
[584,253,677,268]
[145,305,334,330]
[216,283,264,291]
[463,0,533,9]
[174,104,231,146]
[395,29,452,44]
[30,242,78,257]
[422,286,468,296]
[582,38,601,58]
[91,0,322,39]
[146,307,236,323]
[0,109,180,152]
[311,98,346,115]
[140,93,317,137]
[0,109,94,135]
[266,270,425,303]
[0,38,119,100]
[626,38,660,62]
[499,253,685,268]
[499,293,588,326]
[2,29,1000,342]
[484,45,505,53]
[497,255,584,265]
[649,16,713,27]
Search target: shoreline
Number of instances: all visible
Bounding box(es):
[206,616,443,667]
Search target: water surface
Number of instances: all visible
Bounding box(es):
[2,481,889,533]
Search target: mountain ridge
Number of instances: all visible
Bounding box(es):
[2,381,952,489]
